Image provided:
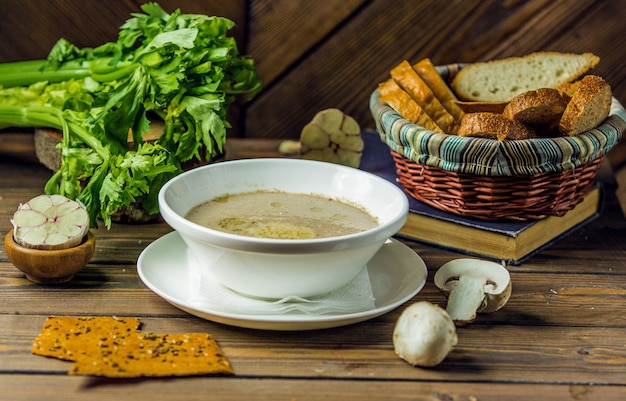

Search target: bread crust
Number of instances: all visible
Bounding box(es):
[559,75,612,136]
[503,88,570,136]
[391,60,458,134]
[377,55,611,141]
[458,112,536,141]
[413,58,465,125]
[378,79,444,134]
[453,100,508,114]
[451,52,600,102]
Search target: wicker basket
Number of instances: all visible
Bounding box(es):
[371,64,626,221]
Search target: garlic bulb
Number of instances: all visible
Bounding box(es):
[11,194,90,250]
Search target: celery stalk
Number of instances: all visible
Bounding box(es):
[0,2,261,228]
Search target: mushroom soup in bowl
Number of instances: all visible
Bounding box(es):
[158,158,409,299]
[185,190,379,239]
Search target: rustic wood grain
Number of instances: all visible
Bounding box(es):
[1,374,625,401]
[244,0,626,141]
[0,0,624,144]
[0,0,246,62]
[2,308,626,381]
[247,0,367,88]
[438,0,592,63]
[2,258,624,326]
[247,0,483,138]
[479,0,626,94]
[1,145,625,399]
[1,2,626,399]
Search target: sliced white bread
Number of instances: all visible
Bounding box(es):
[451,52,600,102]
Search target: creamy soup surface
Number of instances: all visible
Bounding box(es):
[185,190,379,239]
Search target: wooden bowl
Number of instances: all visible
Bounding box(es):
[4,231,96,284]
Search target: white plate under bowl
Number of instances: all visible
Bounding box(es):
[137,232,427,330]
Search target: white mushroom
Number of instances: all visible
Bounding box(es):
[434,258,512,326]
[393,301,458,367]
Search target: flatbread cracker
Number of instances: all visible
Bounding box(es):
[32,316,233,378]
[69,332,233,377]
[32,316,141,361]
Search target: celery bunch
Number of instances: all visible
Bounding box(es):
[0,2,261,228]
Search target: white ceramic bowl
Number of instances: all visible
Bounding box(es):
[158,158,409,299]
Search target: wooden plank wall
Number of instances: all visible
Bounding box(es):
[1,0,625,144]
[246,0,626,140]
[0,1,246,62]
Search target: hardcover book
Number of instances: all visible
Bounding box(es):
[360,131,603,265]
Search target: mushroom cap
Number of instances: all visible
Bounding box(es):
[434,258,512,324]
[393,301,458,367]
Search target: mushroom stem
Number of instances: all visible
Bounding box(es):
[434,258,512,326]
[444,274,489,325]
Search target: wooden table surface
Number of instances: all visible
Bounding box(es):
[1,134,626,401]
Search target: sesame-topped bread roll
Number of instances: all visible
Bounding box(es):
[559,75,612,136]
[458,112,536,141]
[503,88,570,136]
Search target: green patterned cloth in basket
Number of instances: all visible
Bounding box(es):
[370,65,626,176]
